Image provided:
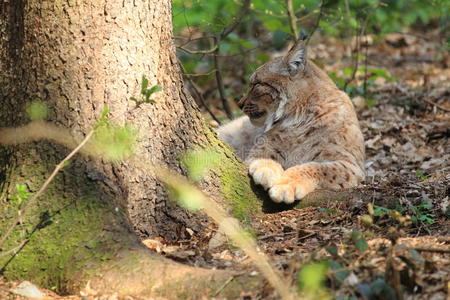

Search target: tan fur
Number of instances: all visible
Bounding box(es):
[217,38,365,204]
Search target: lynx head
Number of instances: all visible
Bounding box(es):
[239,34,308,129]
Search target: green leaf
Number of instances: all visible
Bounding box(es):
[93,124,136,162]
[298,261,329,294]
[141,75,149,94]
[148,85,162,95]
[181,148,220,181]
[355,237,369,252]
[95,106,110,128]
[325,245,338,257]
[167,183,204,211]
[373,205,391,216]
[329,261,350,286]
[370,279,397,300]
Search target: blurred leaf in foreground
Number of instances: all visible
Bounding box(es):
[181,148,220,181]
[26,101,48,121]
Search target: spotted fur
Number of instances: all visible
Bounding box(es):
[217,38,365,204]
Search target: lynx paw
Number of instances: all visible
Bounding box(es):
[248,159,283,190]
[269,180,308,204]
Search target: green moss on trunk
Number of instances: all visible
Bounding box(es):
[0,148,124,293]
[203,126,262,222]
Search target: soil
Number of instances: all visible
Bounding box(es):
[1,31,448,299]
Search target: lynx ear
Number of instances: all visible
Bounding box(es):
[285,37,307,75]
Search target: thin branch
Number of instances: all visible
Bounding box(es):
[211,0,251,120]
[182,69,217,77]
[0,239,28,258]
[177,44,218,55]
[410,246,450,254]
[179,62,222,124]
[285,0,299,39]
[306,0,324,45]
[219,0,251,40]
[363,35,369,97]
[213,42,234,120]
[0,130,94,249]
[343,3,380,90]
[175,0,251,121]
[423,98,450,112]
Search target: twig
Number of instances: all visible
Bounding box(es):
[213,42,234,120]
[214,275,236,296]
[363,35,369,97]
[306,0,324,46]
[297,231,317,241]
[177,44,218,55]
[285,0,299,39]
[219,0,251,40]
[179,62,222,124]
[410,247,450,254]
[212,0,251,120]
[258,231,297,241]
[343,4,378,90]
[423,98,450,112]
[0,239,28,258]
[343,25,361,90]
[175,0,251,121]
[181,69,217,77]
[0,130,94,249]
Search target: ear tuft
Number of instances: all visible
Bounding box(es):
[286,39,307,75]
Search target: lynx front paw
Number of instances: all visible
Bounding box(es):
[248,159,283,190]
[268,180,308,204]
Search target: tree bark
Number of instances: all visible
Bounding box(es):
[0,0,263,296]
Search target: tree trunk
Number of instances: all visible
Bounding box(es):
[0,0,263,296]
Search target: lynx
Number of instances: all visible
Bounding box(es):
[217,36,365,204]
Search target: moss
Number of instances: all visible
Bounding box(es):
[0,148,119,293]
[0,194,116,291]
[203,126,261,223]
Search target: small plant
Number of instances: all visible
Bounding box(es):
[409,200,435,225]
[415,170,429,180]
[130,75,162,105]
[180,148,220,181]
[350,230,369,252]
[91,107,137,162]
[9,184,33,206]
[370,201,434,227]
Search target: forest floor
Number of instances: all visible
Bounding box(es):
[1,32,448,299]
[158,31,450,300]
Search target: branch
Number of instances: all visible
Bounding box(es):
[177,44,218,55]
[410,246,450,254]
[285,0,299,39]
[179,62,222,124]
[343,3,379,90]
[423,98,450,112]
[213,41,234,120]
[219,0,251,40]
[306,0,324,45]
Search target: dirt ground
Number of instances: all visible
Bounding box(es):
[1,32,448,299]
